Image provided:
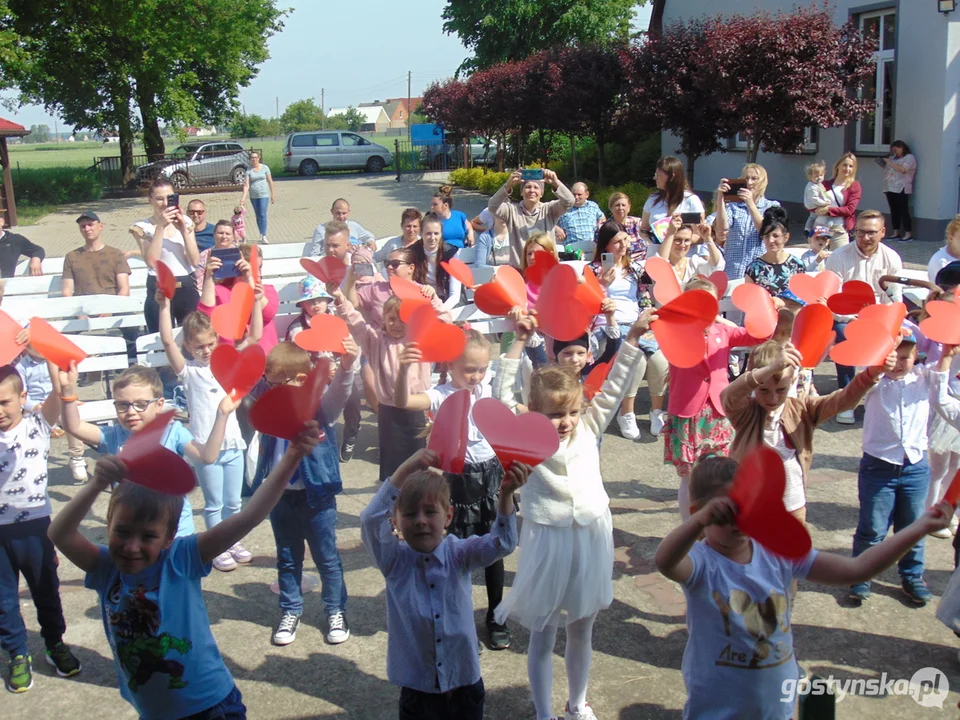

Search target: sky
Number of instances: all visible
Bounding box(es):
[0,1,652,132]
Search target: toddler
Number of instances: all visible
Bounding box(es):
[802,161,830,234]
[286,276,333,342]
[800,225,832,272]
[231,206,246,241]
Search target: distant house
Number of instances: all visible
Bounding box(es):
[327,106,390,133]
[388,97,423,117]
[184,126,217,137]
[361,100,406,129]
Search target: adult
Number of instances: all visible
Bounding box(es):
[927,215,960,284]
[0,213,43,278]
[657,216,725,285]
[487,169,574,268]
[194,221,239,293]
[322,220,352,265]
[555,182,606,245]
[131,177,200,333]
[825,210,903,423]
[185,199,216,252]
[817,153,861,249]
[311,198,376,256]
[640,156,704,243]
[239,151,275,244]
[883,140,918,242]
[347,246,449,328]
[715,163,780,280]
[430,186,474,249]
[411,213,462,312]
[472,208,508,268]
[607,192,646,262]
[373,208,422,267]
[744,207,805,296]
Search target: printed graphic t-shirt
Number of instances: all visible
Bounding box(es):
[0,413,52,525]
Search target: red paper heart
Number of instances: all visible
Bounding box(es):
[583,360,612,401]
[697,271,729,298]
[944,467,960,507]
[859,302,906,340]
[826,280,876,316]
[440,257,475,289]
[301,256,347,286]
[156,261,176,300]
[651,290,717,369]
[427,389,470,474]
[729,446,812,559]
[791,304,835,368]
[473,266,527,316]
[0,310,25,366]
[210,344,266,400]
[525,250,559,286]
[118,411,196,495]
[644,255,682,305]
[294,314,350,354]
[732,283,777,339]
[536,265,597,342]
[829,319,897,367]
[472,398,560,469]
[406,304,466,362]
[389,275,425,302]
[249,245,261,287]
[919,300,960,345]
[249,359,331,441]
[788,272,841,304]
[578,266,604,312]
[28,317,87,371]
[211,281,255,341]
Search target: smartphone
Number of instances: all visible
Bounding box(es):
[724,179,748,202]
[874,156,888,169]
[521,168,544,182]
[353,262,375,278]
[680,212,702,225]
[601,252,615,271]
[211,248,242,280]
[166,193,180,208]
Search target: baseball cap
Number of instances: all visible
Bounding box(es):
[810,225,831,237]
[76,210,100,223]
[899,324,917,345]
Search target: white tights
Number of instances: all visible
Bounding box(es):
[527,613,597,720]
[928,450,960,509]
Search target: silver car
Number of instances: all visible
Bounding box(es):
[136,141,250,188]
[283,131,393,175]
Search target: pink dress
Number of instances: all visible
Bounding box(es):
[198,281,279,353]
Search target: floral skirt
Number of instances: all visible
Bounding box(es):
[663,402,734,476]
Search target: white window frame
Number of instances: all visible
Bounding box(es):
[856,8,896,152]
[731,127,818,153]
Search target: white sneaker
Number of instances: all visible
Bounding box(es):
[565,702,598,720]
[272,612,300,645]
[326,611,350,644]
[930,527,953,539]
[260,236,269,245]
[213,551,237,572]
[951,515,959,535]
[650,409,666,437]
[70,457,88,483]
[836,409,856,425]
[229,543,253,564]
[616,412,640,440]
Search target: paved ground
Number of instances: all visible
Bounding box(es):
[8,176,960,718]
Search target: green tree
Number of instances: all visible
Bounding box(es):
[342,106,365,132]
[279,99,325,133]
[442,0,639,73]
[325,114,350,131]
[230,112,270,138]
[28,124,51,143]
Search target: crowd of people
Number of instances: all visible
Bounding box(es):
[2,153,960,720]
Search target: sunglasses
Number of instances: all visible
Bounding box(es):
[386,260,412,269]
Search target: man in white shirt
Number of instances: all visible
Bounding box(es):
[309,198,375,256]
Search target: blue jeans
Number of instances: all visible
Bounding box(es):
[250,197,269,238]
[269,490,346,616]
[150,684,245,720]
[474,231,494,267]
[851,453,930,590]
[196,449,244,529]
[833,321,856,389]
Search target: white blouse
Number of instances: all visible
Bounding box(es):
[135,217,196,276]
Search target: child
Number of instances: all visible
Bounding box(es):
[48,422,319,719]
[492,311,650,720]
[803,161,831,234]
[248,341,358,646]
[0,364,81,693]
[800,225,832,272]
[927,214,960,284]
[286,276,332,342]
[654,455,952,719]
[722,340,889,525]
[159,294,260,571]
[395,330,513,649]
[231,205,246,241]
[58,364,235,539]
[517,232,560,368]
[360,448,528,720]
[347,247,448,330]
[662,277,767,519]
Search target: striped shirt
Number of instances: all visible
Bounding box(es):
[724,197,779,280]
[557,200,606,244]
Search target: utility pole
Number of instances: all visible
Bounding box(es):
[407,71,412,143]
[321,88,325,130]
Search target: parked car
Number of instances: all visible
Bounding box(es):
[283,131,393,175]
[420,136,499,170]
[135,141,250,188]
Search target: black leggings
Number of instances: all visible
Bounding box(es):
[144,274,200,333]
[885,190,912,233]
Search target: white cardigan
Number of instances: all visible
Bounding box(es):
[493,342,641,527]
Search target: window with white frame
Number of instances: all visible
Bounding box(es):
[857,9,896,152]
[731,127,818,153]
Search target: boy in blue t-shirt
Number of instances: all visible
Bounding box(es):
[655,456,951,719]
[48,421,320,719]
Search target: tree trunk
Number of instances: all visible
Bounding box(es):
[111,82,136,187]
[648,0,666,37]
[570,135,578,179]
[136,83,165,160]
[686,153,698,187]
[745,134,758,164]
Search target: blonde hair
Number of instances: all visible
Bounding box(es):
[520,231,558,271]
[383,295,403,322]
[462,328,491,355]
[607,191,630,212]
[833,152,858,184]
[945,214,960,243]
[857,209,885,223]
[528,365,583,413]
[741,163,769,199]
[747,340,791,382]
[180,311,215,346]
[805,160,826,180]
[396,469,451,515]
[684,277,717,295]
[265,342,311,378]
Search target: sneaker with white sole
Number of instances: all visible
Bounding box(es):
[272,612,300,645]
[565,702,598,720]
[212,551,237,572]
[229,543,253,564]
[616,412,640,440]
[951,515,959,535]
[326,611,350,644]
[650,409,666,437]
[836,409,856,425]
[70,457,88,483]
[930,526,953,539]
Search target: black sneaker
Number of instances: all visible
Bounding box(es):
[902,579,933,605]
[896,235,914,243]
[486,620,511,650]
[339,437,355,463]
[272,612,300,646]
[44,642,81,677]
[848,584,871,603]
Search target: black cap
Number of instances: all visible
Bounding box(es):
[76,210,100,223]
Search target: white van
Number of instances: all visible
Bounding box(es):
[283,131,393,175]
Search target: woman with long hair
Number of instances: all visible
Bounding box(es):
[715,163,780,280]
[816,152,861,249]
[430,186,474,249]
[640,156,704,243]
[410,212,462,311]
[744,207,806,296]
[883,140,917,242]
[239,151,275,244]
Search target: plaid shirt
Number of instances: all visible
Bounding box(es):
[724,197,779,280]
[557,200,606,244]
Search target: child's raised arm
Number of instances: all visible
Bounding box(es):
[319,336,358,424]
[395,342,431,411]
[158,290,186,374]
[720,342,800,416]
[184,393,241,465]
[56,362,103,448]
[655,496,738,583]
[41,360,63,429]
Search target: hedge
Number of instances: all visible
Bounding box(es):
[14,166,102,208]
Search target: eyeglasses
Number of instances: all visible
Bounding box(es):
[114,399,159,414]
[855,229,881,238]
[385,260,412,269]
[187,208,205,215]
[264,376,297,389]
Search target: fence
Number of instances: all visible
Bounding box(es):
[93,147,262,193]
[393,139,498,179]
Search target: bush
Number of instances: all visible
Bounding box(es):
[477,172,509,196]
[591,182,653,215]
[14,166,102,208]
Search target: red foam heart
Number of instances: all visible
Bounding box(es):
[944,467,960,507]
[249,358,331,441]
[440,257,475,289]
[210,344,265,400]
[788,272,841,304]
[578,266,604,312]
[826,280,876,316]
[472,398,560,469]
[919,300,960,345]
[525,250,559,286]
[0,310,25,365]
[644,255,682,305]
[859,302,906,340]
[791,304,835,368]
[829,319,897,367]
[651,290,717,369]
[156,261,176,300]
[294,314,350,354]
[28,317,87,372]
[249,245,261,287]
[211,281,255,341]
[583,360,612,401]
[536,264,597,341]
[427,389,470,474]
[473,266,527,316]
[406,304,466,362]
[732,283,777,339]
[729,446,812,559]
[697,271,729,298]
[118,411,195,495]
[389,275,424,302]
[301,256,347,286]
